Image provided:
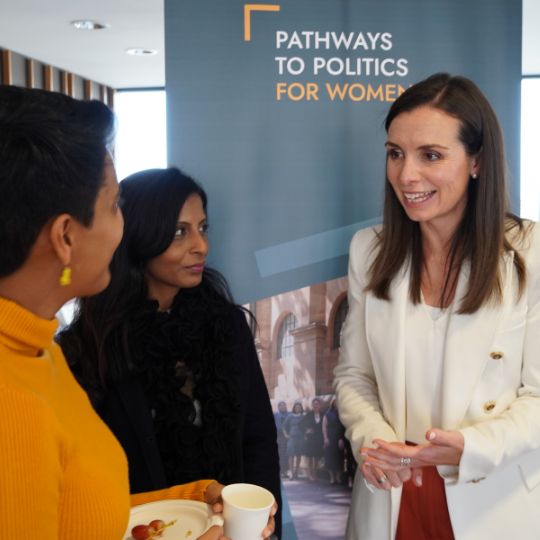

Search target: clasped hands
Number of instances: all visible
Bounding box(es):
[360,428,464,491]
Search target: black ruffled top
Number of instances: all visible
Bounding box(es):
[121,285,242,486]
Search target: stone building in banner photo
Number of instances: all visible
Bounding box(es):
[247,276,349,407]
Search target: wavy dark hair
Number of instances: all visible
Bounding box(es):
[366,73,526,313]
[59,167,247,485]
[59,167,235,401]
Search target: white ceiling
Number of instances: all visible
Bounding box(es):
[0,0,164,89]
[0,0,538,90]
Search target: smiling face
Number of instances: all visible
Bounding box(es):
[293,403,303,415]
[385,105,479,235]
[145,193,209,310]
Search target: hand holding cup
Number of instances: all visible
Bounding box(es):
[222,483,275,540]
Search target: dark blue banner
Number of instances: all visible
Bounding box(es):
[165,0,521,304]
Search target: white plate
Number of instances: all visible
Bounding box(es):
[124,499,223,539]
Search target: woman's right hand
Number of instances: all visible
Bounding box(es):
[361,460,421,490]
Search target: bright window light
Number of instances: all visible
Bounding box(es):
[57,89,168,330]
[114,90,167,181]
[521,78,540,220]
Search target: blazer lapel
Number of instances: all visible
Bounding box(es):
[366,269,409,539]
[440,253,514,429]
[366,265,409,441]
[366,251,514,433]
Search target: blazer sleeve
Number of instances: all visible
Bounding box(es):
[234,309,282,538]
[333,228,398,463]
[456,222,540,483]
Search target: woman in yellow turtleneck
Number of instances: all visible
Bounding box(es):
[0,86,240,540]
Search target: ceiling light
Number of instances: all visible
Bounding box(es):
[125,48,158,56]
[71,20,109,30]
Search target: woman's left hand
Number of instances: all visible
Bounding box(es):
[361,428,465,471]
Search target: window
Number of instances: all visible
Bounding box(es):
[277,313,297,358]
[114,89,167,180]
[521,78,540,220]
[56,89,168,328]
[332,297,349,349]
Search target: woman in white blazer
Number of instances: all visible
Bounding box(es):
[334,73,540,540]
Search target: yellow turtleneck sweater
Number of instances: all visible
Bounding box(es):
[0,297,214,540]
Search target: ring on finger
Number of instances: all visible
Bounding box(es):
[400,457,412,467]
[377,475,387,484]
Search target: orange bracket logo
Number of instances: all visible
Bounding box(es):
[244,4,281,41]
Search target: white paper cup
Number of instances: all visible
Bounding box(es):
[222,483,275,540]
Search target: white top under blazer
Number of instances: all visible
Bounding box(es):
[405,303,449,443]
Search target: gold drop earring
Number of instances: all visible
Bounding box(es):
[59,266,72,286]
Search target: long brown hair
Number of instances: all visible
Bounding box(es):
[366,73,526,313]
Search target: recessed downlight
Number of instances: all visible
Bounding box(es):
[71,19,109,30]
[125,48,158,56]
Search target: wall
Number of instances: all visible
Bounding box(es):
[0,48,114,105]
[253,276,348,404]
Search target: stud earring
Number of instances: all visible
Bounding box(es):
[471,173,478,179]
[59,266,72,286]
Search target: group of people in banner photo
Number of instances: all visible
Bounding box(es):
[274,397,357,488]
[2,70,540,540]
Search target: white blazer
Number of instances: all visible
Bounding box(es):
[334,222,540,540]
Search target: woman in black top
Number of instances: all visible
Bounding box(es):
[322,398,345,484]
[59,167,281,536]
[301,397,324,481]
